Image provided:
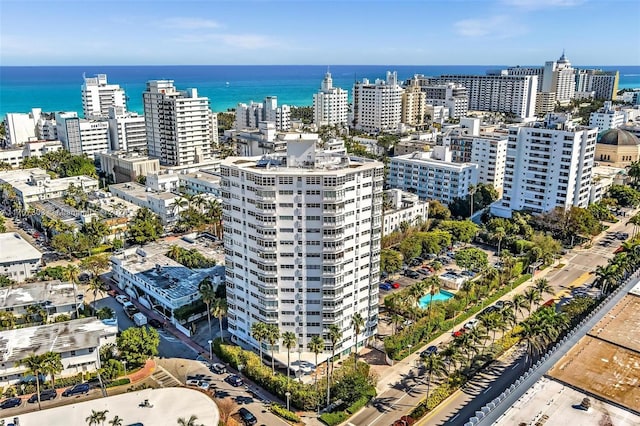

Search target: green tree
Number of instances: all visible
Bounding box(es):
[380,249,403,273]
[116,326,160,367]
[96,306,115,320]
[41,351,63,388]
[351,312,365,367]
[18,354,45,410]
[327,324,343,406]
[308,335,325,386]
[454,247,488,271]
[199,279,216,341]
[282,331,297,379]
[422,353,446,404]
[87,278,106,311]
[608,184,640,207]
[62,264,81,318]
[533,278,553,298]
[437,220,478,243]
[524,287,543,311]
[399,236,422,260]
[51,232,78,259]
[127,208,163,245]
[250,321,268,364]
[212,297,227,343]
[81,218,109,248]
[428,200,451,220]
[266,323,280,373]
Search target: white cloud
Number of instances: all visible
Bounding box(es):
[454,15,526,39]
[164,17,220,30]
[502,0,584,8]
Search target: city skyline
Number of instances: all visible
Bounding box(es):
[1,0,639,66]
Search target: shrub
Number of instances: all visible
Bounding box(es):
[319,411,348,426]
[346,396,370,414]
[106,377,130,388]
[271,404,301,422]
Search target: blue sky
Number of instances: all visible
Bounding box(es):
[1,0,638,65]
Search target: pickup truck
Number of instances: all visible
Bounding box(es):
[133,312,147,327]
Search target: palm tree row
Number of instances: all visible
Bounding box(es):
[18,352,63,410]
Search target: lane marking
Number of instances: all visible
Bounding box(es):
[482,386,493,394]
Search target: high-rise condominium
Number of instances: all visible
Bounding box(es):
[143,80,212,166]
[221,141,383,360]
[81,74,127,119]
[313,72,349,127]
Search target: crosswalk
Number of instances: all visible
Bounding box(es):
[150,366,182,388]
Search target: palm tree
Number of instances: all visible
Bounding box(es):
[517,321,544,364]
[250,321,268,363]
[627,214,640,238]
[266,323,280,373]
[63,264,81,318]
[327,323,343,406]
[478,311,503,344]
[308,335,325,386]
[19,354,45,410]
[426,277,441,331]
[511,294,528,321]
[87,277,105,312]
[533,278,553,299]
[468,183,477,219]
[594,264,620,295]
[524,287,542,312]
[170,197,188,215]
[41,351,63,389]
[282,331,297,379]
[390,313,402,335]
[351,312,365,367]
[177,415,200,426]
[206,199,223,238]
[423,354,446,404]
[212,297,227,343]
[198,279,216,341]
[440,344,460,374]
[108,416,124,426]
[86,409,109,426]
[493,227,506,255]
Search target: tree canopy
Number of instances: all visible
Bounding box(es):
[116,326,160,367]
[128,208,163,245]
[436,220,478,243]
[454,247,488,271]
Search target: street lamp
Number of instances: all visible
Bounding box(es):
[208,340,213,360]
[122,360,127,377]
[285,391,291,412]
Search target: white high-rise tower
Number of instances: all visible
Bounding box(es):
[313,71,348,127]
[81,74,127,119]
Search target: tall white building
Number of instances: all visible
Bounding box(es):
[55,112,111,158]
[107,108,147,152]
[221,141,384,361]
[589,101,625,131]
[388,147,479,205]
[236,97,291,131]
[542,52,576,104]
[575,69,619,100]
[81,74,127,119]
[143,80,212,167]
[401,78,427,126]
[437,74,538,119]
[491,113,598,218]
[353,71,403,133]
[4,108,44,146]
[313,72,349,127]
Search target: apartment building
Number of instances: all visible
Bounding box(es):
[589,101,625,131]
[0,168,99,206]
[0,140,63,169]
[401,78,427,126]
[107,108,147,153]
[236,97,291,131]
[81,74,127,119]
[313,72,349,127]
[491,113,597,218]
[96,151,160,184]
[143,80,212,167]
[352,71,403,133]
[575,69,620,100]
[388,146,478,205]
[382,189,429,235]
[541,52,576,104]
[0,233,42,282]
[55,112,111,158]
[221,141,383,361]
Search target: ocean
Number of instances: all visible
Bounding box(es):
[0,65,638,118]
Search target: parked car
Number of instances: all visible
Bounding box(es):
[464,319,479,330]
[391,282,401,289]
[210,363,227,374]
[379,283,392,291]
[62,383,90,397]
[115,295,130,305]
[452,329,466,337]
[417,269,429,276]
[238,407,257,426]
[0,397,22,409]
[225,374,244,387]
[420,346,438,358]
[482,306,499,315]
[148,318,163,329]
[122,301,135,310]
[28,388,57,403]
[405,270,420,279]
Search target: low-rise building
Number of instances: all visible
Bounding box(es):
[0,318,117,386]
[382,189,429,235]
[0,140,63,169]
[0,233,42,282]
[0,168,99,207]
[589,101,625,131]
[395,132,438,156]
[110,237,225,335]
[97,151,160,184]
[388,147,478,205]
[109,182,181,225]
[590,165,627,203]
[0,280,83,319]
[595,128,640,167]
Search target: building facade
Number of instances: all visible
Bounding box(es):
[575,69,620,100]
[382,189,429,235]
[55,112,111,158]
[541,52,576,104]
[589,101,625,131]
[236,97,291,131]
[313,72,349,127]
[0,233,42,282]
[81,74,127,119]
[107,109,147,153]
[353,71,403,133]
[388,147,479,205]
[143,80,212,167]
[221,141,383,360]
[0,140,63,169]
[401,79,427,126]
[97,151,160,184]
[0,168,99,206]
[491,113,597,218]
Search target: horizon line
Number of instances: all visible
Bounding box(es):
[1,63,637,68]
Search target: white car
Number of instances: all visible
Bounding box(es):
[464,319,479,330]
[115,295,130,305]
[186,379,210,390]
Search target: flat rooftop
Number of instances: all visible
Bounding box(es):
[494,376,640,426]
[0,280,82,310]
[0,232,42,263]
[0,387,219,426]
[588,294,640,353]
[547,335,640,413]
[0,318,117,363]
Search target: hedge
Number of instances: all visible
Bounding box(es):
[271,404,301,422]
[346,396,370,414]
[319,411,348,426]
[106,377,131,388]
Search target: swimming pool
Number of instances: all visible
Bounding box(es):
[418,290,455,308]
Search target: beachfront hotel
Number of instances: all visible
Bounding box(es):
[313,71,349,127]
[81,74,127,119]
[221,140,383,365]
[352,71,403,133]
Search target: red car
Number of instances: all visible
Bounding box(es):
[391,282,401,289]
[452,328,466,337]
